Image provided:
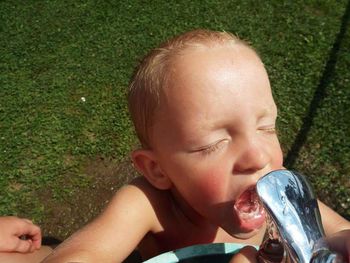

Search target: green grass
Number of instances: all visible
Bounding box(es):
[0,0,349,239]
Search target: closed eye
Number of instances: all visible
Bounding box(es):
[193,139,229,156]
[258,126,277,134]
[201,143,221,155]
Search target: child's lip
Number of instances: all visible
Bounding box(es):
[234,185,266,231]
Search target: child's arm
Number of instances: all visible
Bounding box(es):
[319,200,350,234]
[319,200,350,261]
[0,216,41,253]
[0,246,52,263]
[42,183,158,263]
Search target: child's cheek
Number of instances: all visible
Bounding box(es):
[196,167,227,202]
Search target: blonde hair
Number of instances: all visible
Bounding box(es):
[128,29,253,149]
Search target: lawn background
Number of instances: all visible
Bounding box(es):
[1,0,349,240]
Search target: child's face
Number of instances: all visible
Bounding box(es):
[150,44,283,239]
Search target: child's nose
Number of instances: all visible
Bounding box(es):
[233,138,269,173]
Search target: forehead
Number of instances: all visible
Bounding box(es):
[149,45,275,147]
[173,43,263,75]
[170,45,265,91]
[164,45,271,109]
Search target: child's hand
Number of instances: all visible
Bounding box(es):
[325,229,350,262]
[0,216,42,253]
[229,246,258,263]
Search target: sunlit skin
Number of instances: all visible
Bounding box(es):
[0,216,52,263]
[41,39,350,263]
[149,44,284,240]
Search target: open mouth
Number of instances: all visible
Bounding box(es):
[234,186,266,231]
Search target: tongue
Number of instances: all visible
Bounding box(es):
[234,187,266,231]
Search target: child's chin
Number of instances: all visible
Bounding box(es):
[231,228,262,239]
[231,220,265,240]
[223,213,266,240]
[228,211,266,239]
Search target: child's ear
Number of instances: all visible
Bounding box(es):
[131,149,172,190]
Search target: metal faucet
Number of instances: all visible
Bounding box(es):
[256,170,344,263]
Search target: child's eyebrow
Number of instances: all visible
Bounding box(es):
[258,106,277,119]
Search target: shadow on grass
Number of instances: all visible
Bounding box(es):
[284,0,350,168]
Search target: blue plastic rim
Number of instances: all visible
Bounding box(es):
[143,243,255,263]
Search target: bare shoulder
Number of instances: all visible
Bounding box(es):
[127,177,176,232]
[104,176,168,232]
[129,177,173,209]
[318,200,350,235]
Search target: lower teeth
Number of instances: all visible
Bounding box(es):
[239,205,262,219]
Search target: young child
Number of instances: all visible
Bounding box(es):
[42,29,350,263]
[0,216,52,263]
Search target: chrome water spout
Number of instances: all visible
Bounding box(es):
[256,170,344,263]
